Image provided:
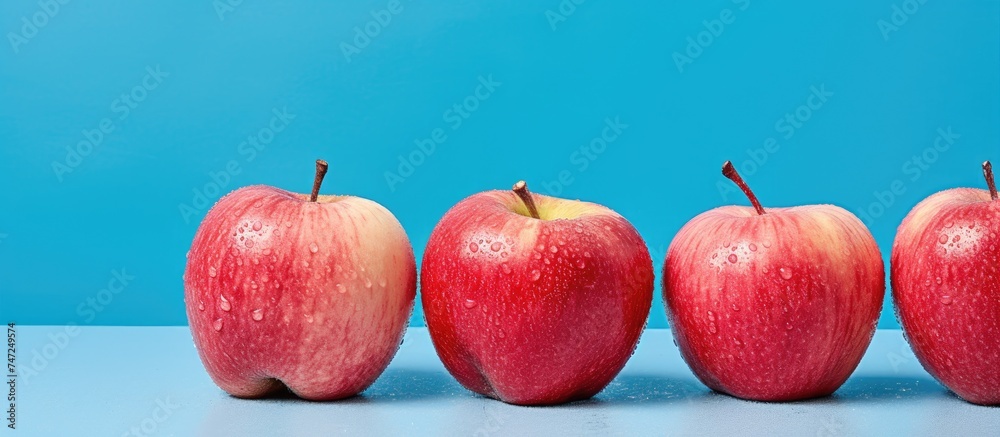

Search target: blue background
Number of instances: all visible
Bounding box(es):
[1,1,997,328]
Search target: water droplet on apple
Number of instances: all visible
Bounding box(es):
[208,266,218,278]
[953,235,962,243]
[213,318,223,331]
[708,324,718,334]
[945,222,954,228]
[309,243,319,253]
[252,221,262,231]
[252,257,260,265]
[469,242,479,253]
[762,241,771,248]
[236,259,243,266]
[530,270,541,281]
[938,234,949,244]
[219,295,231,311]
[583,251,591,258]
[935,277,943,285]
[274,281,281,289]
[532,252,541,260]
[498,329,506,338]
[727,254,738,264]
[707,311,716,321]
[197,302,205,311]
[336,283,346,293]
[251,309,264,321]
[779,267,793,280]
[574,226,583,234]
[940,295,952,305]
[748,243,758,252]
[576,259,586,269]
[284,221,292,228]
[463,298,476,309]
[302,260,310,268]
[734,337,743,347]
[501,263,511,274]
[185,251,190,259]
[490,242,503,252]
[925,279,931,286]
[723,241,731,248]
[785,323,794,330]
[946,358,954,367]
[731,303,740,312]
[238,227,245,234]
[549,245,558,254]
[245,239,255,248]
[262,248,272,256]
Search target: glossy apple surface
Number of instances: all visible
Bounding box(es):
[891,162,999,405]
[421,186,653,405]
[185,179,416,400]
[663,163,884,401]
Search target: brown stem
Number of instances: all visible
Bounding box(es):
[984,161,998,201]
[512,181,540,219]
[310,159,328,202]
[722,161,766,215]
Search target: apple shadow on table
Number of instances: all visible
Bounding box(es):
[556,374,709,408]
[824,375,947,404]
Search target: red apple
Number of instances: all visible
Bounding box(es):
[891,161,1000,405]
[184,160,416,400]
[421,181,653,405]
[663,162,884,401]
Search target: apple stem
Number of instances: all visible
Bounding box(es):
[513,181,541,219]
[722,161,766,215]
[984,161,998,201]
[310,159,328,202]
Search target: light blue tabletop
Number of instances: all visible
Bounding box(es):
[8,327,998,436]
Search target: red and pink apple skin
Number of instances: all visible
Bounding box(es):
[421,189,653,405]
[184,185,416,401]
[891,184,999,405]
[664,203,884,401]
